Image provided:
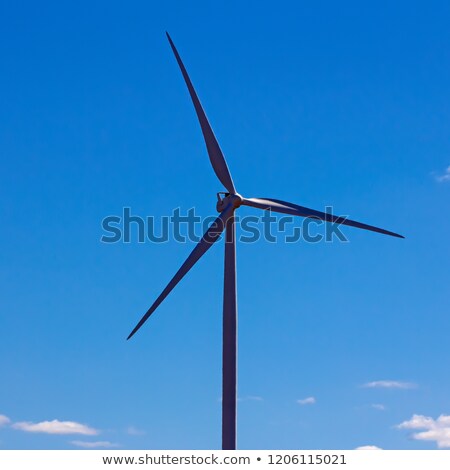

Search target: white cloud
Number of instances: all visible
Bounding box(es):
[435,166,450,182]
[0,415,11,426]
[355,445,382,450]
[237,396,264,402]
[12,420,99,435]
[297,397,316,405]
[126,426,145,436]
[397,414,450,448]
[71,440,118,448]
[362,380,416,389]
[371,404,386,411]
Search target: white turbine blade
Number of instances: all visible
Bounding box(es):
[127,205,235,340]
[166,32,236,194]
[241,197,404,239]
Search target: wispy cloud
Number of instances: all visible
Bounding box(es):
[71,440,118,448]
[237,396,264,402]
[297,397,316,405]
[397,414,450,448]
[12,420,99,435]
[0,415,10,426]
[371,404,386,411]
[126,426,145,436]
[435,166,450,182]
[362,380,416,389]
[355,445,382,450]
[219,396,263,403]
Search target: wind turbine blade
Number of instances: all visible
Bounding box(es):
[127,205,235,340]
[166,32,236,194]
[241,197,404,239]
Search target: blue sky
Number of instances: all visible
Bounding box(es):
[1,0,449,450]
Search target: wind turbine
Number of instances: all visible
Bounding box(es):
[127,33,404,450]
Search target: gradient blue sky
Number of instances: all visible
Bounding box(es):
[1,0,449,450]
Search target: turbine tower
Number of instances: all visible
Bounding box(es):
[127,33,404,450]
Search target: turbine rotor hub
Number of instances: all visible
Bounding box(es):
[216,192,243,212]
